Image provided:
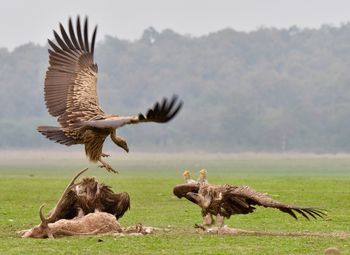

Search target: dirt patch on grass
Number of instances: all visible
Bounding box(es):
[196,226,350,239]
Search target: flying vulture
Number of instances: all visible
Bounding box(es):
[38,17,182,173]
[173,183,326,226]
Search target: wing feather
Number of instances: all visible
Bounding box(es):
[44,16,103,126]
[83,17,90,52]
[138,95,183,123]
[53,30,71,52]
[68,18,81,50]
[225,185,326,220]
[59,23,75,50]
[76,16,86,51]
[48,39,72,57]
[91,26,97,56]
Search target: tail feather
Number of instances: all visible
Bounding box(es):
[37,126,77,146]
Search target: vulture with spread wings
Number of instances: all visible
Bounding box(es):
[38,17,182,173]
[173,183,326,227]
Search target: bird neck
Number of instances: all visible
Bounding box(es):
[111,130,125,147]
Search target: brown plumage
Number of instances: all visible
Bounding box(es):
[74,177,130,220]
[20,169,129,238]
[46,170,130,222]
[173,183,326,226]
[38,16,183,173]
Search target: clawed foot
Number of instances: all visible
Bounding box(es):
[101,153,110,158]
[98,159,118,174]
[98,164,118,174]
[194,224,207,231]
[195,224,229,234]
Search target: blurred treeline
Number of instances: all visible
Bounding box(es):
[1,25,350,152]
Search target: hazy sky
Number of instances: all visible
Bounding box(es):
[1,0,350,50]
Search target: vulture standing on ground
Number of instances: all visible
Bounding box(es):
[173,183,326,226]
[38,16,183,173]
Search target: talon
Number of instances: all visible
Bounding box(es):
[194,224,206,231]
[108,167,118,174]
[98,159,118,174]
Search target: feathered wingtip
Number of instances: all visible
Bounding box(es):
[173,183,199,198]
[278,205,327,221]
[48,15,97,56]
[138,95,183,123]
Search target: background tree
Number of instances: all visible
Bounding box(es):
[1,24,350,152]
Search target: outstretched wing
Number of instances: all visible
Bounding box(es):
[45,16,103,128]
[225,185,326,220]
[81,95,183,129]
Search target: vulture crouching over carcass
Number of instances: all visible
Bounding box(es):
[46,168,130,222]
[173,183,326,227]
[19,168,131,238]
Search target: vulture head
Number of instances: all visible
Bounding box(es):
[110,131,129,153]
[183,170,191,182]
[183,170,191,179]
[116,137,129,153]
[199,169,207,177]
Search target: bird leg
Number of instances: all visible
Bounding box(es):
[98,158,118,174]
[101,153,110,158]
[216,214,225,227]
[203,214,214,225]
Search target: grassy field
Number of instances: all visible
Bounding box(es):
[0,152,349,254]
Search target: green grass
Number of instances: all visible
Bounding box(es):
[0,153,349,254]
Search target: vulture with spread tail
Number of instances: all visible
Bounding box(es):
[38,17,182,173]
[173,183,326,226]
